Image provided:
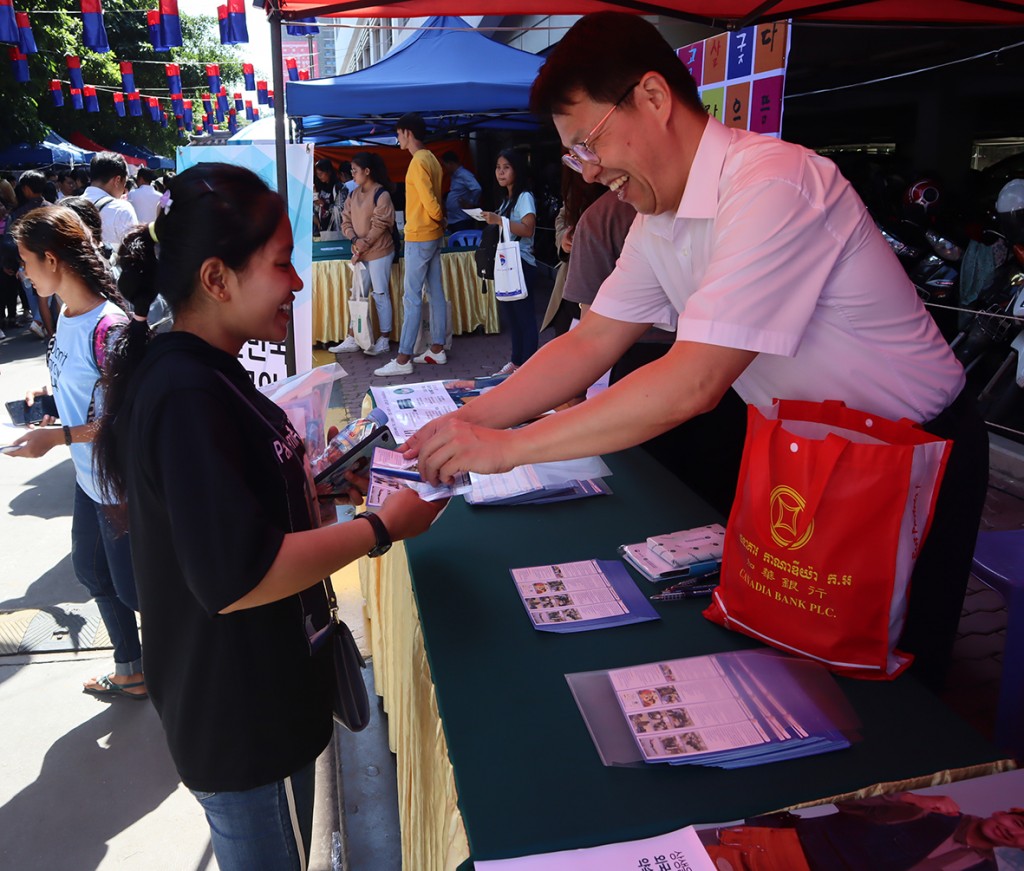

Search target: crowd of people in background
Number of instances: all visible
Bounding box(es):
[0,156,175,341]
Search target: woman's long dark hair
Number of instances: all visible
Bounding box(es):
[314,157,339,193]
[351,151,394,195]
[94,162,285,506]
[495,148,532,219]
[11,205,123,308]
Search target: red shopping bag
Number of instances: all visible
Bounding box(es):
[704,400,952,679]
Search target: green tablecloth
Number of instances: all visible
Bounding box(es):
[402,448,1009,866]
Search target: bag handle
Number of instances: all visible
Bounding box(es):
[499,216,513,244]
[747,418,848,541]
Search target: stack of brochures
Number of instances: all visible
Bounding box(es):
[365,447,471,507]
[620,523,725,582]
[568,649,857,769]
[467,456,612,506]
[510,559,659,633]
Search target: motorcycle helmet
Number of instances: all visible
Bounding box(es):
[904,178,942,212]
[996,178,1024,246]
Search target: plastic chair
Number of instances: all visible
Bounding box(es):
[970,529,1024,759]
[448,229,482,248]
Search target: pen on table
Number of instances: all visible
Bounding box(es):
[659,571,720,595]
[650,584,719,602]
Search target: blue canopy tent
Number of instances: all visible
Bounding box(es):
[285,16,544,141]
[112,140,174,170]
[0,131,95,169]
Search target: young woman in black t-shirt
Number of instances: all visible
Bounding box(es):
[93,163,441,871]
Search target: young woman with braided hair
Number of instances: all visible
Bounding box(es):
[7,205,144,700]
[91,163,441,871]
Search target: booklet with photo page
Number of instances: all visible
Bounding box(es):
[510,559,659,633]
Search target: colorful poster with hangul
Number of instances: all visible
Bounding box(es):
[676,20,790,139]
[176,142,315,383]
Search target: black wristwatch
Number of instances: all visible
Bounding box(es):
[357,512,392,558]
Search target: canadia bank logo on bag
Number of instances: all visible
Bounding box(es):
[498,252,508,267]
[769,485,814,550]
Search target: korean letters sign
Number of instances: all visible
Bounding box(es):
[677,21,790,138]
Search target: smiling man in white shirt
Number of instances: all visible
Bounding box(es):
[406,12,988,691]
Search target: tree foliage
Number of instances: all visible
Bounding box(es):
[1,0,246,158]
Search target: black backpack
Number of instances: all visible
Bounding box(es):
[474,223,500,281]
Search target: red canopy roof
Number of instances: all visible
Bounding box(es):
[278,0,1024,27]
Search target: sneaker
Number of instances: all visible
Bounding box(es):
[492,361,518,377]
[374,358,414,377]
[327,335,362,353]
[413,348,447,365]
[28,321,47,339]
[363,336,390,357]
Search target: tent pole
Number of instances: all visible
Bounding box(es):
[268,0,297,377]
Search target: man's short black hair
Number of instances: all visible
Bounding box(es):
[441,151,460,165]
[530,13,702,117]
[71,167,91,186]
[89,151,129,185]
[396,112,427,141]
[18,170,47,195]
[136,167,156,184]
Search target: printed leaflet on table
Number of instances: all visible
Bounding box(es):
[510,559,659,633]
[369,380,459,443]
[474,823,715,870]
[568,649,856,768]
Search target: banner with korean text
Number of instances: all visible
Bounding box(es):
[176,142,315,384]
[677,21,790,138]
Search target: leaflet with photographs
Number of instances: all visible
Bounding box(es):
[510,559,660,632]
[513,561,628,626]
[610,657,769,763]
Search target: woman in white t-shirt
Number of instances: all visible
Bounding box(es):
[482,148,539,376]
[8,205,143,700]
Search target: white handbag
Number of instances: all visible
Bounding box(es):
[347,261,373,351]
[493,217,528,302]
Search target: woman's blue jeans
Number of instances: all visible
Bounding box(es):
[502,261,539,366]
[71,485,142,674]
[190,760,317,871]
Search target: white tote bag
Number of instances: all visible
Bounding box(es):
[347,261,373,351]
[492,217,528,302]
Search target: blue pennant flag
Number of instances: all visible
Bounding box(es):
[80,0,110,53]
[16,12,36,54]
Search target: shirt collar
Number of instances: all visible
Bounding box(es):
[676,116,731,221]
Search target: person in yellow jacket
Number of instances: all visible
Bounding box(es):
[374,113,448,376]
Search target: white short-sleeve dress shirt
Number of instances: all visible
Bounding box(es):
[590,118,964,424]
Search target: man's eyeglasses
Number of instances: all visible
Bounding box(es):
[562,81,641,175]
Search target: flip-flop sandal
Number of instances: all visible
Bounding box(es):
[83,674,148,700]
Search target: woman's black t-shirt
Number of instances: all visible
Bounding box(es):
[118,332,333,792]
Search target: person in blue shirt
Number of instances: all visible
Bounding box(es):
[442,152,482,233]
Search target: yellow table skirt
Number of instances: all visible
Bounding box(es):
[313,251,499,345]
[359,547,470,871]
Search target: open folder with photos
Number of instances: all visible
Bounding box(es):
[568,649,858,769]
